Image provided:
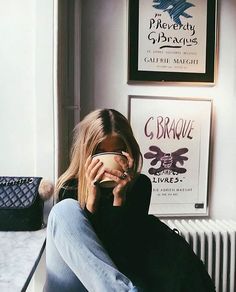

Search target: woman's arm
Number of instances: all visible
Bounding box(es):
[57,179,78,201]
[125,174,152,216]
[98,174,152,273]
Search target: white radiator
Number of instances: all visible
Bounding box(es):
[162,219,236,292]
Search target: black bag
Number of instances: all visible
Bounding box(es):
[144,215,216,292]
[0,176,44,231]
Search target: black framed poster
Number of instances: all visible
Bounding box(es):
[128,0,217,83]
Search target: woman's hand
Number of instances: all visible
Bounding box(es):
[104,151,134,206]
[84,156,105,213]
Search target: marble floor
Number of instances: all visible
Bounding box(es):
[0,228,46,292]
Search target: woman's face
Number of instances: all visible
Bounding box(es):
[95,135,126,154]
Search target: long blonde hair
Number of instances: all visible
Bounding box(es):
[56,109,143,207]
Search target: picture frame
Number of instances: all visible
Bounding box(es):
[128,0,217,84]
[128,96,212,216]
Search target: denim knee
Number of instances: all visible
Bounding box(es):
[48,199,85,226]
[53,198,82,213]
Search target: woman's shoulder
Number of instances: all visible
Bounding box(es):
[135,173,152,187]
[126,173,152,213]
[58,178,78,201]
[130,173,152,195]
[63,178,78,188]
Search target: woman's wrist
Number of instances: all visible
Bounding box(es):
[113,194,126,206]
[86,193,100,213]
[86,201,97,213]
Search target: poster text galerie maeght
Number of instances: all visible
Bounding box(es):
[129,97,212,216]
[129,0,216,82]
[140,0,205,72]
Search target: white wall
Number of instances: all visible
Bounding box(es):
[0,1,55,291]
[0,0,55,182]
[0,0,234,221]
[81,0,236,220]
[0,0,36,174]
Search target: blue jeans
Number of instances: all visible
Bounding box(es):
[43,199,141,292]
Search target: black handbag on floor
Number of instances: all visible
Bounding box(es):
[0,176,44,231]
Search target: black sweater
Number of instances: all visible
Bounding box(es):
[58,174,152,280]
[58,174,216,291]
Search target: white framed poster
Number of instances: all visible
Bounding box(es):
[128,96,212,216]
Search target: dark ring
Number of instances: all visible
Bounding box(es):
[119,173,128,180]
[93,180,98,186]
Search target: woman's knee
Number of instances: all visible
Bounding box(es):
[47,199,95,247]
[48,199,84,225]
